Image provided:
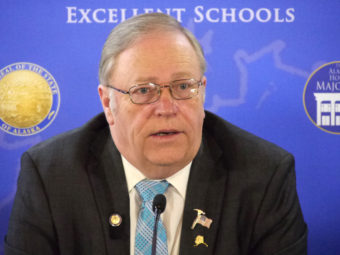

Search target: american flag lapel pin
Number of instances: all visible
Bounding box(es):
[191,209,213,230]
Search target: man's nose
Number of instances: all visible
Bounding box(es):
[154,86,177,116]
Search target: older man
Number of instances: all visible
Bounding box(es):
[5,13,307,255]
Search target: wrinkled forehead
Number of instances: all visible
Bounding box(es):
[111,31,202,84]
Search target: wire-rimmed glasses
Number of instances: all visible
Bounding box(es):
[105,78,203,104]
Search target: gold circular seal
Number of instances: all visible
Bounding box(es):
[109,214,122,227]
[0,62,60,136]
[0,70,52,128]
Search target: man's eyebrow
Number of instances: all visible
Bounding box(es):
[171,72,193,80]
[135,73,194,84]
[134,76,159,84]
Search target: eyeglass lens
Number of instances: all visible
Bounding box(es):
[129,79,200,104]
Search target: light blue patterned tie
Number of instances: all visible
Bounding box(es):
[135,179,169,255]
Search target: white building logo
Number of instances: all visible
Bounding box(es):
[303,61,340,134]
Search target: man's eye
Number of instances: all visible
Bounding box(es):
[136,87,150,94]
[178,83,190,90]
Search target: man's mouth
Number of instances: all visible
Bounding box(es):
[151,130,180,136]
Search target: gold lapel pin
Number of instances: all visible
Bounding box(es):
[194,235,208,247]
[109,214,122,227]
[191,209,213,229]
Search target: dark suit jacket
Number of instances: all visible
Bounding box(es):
[4,111,307,255]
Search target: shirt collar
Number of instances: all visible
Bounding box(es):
[122,156,191,199]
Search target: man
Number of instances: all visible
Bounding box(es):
[5,13,307,255]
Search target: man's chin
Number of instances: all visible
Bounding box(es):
[145,153,190,170]
[141,159,186,179]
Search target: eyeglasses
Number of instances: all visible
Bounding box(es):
[105,78,203,104]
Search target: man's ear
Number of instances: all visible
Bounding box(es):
[98,85,114,125]
[202,76,207,88]
[200,76,207,103]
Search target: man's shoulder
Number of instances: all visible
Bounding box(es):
[201,112,295,195]
[203,111,290,161]
[27,113,109,160]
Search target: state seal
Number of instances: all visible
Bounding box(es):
[303,61,340,135]
[0,62,60,136]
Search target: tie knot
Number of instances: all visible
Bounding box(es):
[135,179,169,202]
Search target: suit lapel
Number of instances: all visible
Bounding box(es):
[180,131,228,255]
[87,129,130,254]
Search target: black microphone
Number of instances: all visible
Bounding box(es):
[152,194,167,255]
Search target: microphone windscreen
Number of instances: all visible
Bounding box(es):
[152,194,166,214]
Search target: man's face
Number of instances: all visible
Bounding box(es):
[99,31,206,179]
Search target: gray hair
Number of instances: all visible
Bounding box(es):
[98,13,206,85]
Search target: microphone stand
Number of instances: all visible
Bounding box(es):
[151,194,166,255]
[152,208,161,255]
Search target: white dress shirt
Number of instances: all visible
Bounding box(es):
[122,156,191,255]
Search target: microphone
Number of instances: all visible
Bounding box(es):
[152,194,167,255]
[153,194,166,214]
